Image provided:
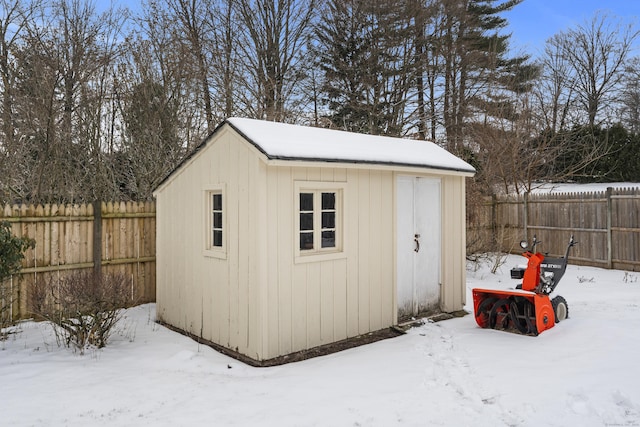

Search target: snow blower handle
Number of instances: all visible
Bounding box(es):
[531,235,541,253]
[564,235,578,259]
[520,234,541,253]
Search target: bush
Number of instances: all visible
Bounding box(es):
[0,220,35,338]
[31,271,133,353]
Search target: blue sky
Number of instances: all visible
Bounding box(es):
[102,0,638,55]
[502,0,640,53]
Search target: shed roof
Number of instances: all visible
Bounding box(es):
[155,118,475,193]
[227,117,476,174]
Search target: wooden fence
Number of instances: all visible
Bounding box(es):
[1,201,156,320]
[469,187,640,271]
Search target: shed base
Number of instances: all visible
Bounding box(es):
[156,320,404,367]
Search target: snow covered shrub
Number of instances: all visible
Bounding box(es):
[0,220,35,338]
[30,271,133,353]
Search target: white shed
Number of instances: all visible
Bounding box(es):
[153,118,475,365]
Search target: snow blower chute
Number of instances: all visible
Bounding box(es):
[473,235,577,335]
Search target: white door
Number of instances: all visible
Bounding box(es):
[397,176,441,320]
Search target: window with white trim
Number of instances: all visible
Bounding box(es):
[211,192,223,248]
[205,188,226,257]
[296,184,344,258]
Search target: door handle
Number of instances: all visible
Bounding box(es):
[414,234,420,253]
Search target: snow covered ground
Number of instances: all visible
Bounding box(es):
[2,256,639,427]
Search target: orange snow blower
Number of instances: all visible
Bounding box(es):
[473,235,577,335]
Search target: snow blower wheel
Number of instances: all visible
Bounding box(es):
[551,295,569,322]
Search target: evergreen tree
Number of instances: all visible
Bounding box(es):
[436,0,529,152]
[556,125,640,182]
[315,0,413,136]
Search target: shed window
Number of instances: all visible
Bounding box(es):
[297,188,342,255]
[211,193,223,247]
[204,187,226,258]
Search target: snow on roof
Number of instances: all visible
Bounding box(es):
[226,117,475,174]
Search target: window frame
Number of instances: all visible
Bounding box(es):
[203,185,227,259]
[294,181,346,263]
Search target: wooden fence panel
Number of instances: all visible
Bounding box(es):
[611,188,640,270]
[473,188,640,271]
[0,201,156,320]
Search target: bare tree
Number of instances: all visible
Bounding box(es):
[534,34,579,134]
[619,56,640,134]
[166,0,215,132]
[235,0,316,121]
[0,0,44,202]
[115,29,185,199]
[412,0,442,141]
[208,0,239,119]
[558,12,639,127]
[8,0,127,203]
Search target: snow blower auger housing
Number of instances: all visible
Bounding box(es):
[473,235,577,336]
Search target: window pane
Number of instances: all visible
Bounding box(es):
[300,212,313,230]
[322,192,335,210]
[321,231,335,248]
[300,193,313,211]
[322,212,335,229]
[300,232,314,250]
[213,230,223,247]
[213,194,222,211]
[213,212,222,228]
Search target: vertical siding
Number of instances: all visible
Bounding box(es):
[262,166,395,360]
[368,170,383,331]
[440,176,467,312]
[227,134,240,350]
[214,133,230,347]
[257,160,270,359]
[275,167,294,355]
[379,173,395,327]
[248,152,265,361]
[332,169,349,341]
[265,166,281,357]
[345,170,360,338]
[292,167,312,352]
[355,170,371,333]
[156,128,265,360]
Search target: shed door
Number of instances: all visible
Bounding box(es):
[396,176,441,320]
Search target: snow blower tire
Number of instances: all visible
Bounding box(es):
[551,295,568,323]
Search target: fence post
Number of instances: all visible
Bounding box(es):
[523,191,529,241]
[491,194,497,250]
[606,187,612,269]
[93,200,102,278]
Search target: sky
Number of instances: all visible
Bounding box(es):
[502,0,640,54]
[99,0,640,58]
